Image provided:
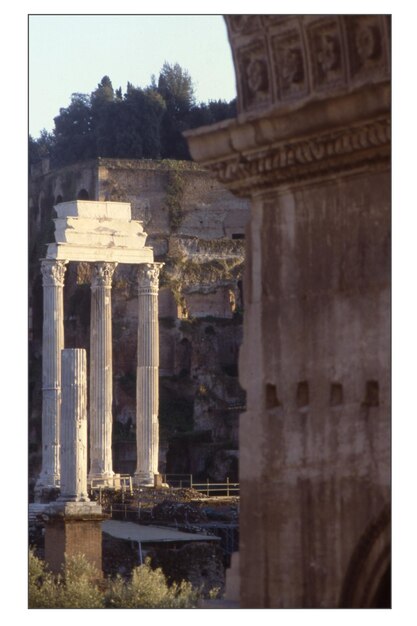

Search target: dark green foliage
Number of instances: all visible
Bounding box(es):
[165,168,185,231]
[28,129,55,168]
[29,550,199,609]
[30,64,236,168]
[52,93,95,167]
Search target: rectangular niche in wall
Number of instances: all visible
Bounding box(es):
[330,382,343,406]
[265,383,281,409]
[364,380,379,407]
[296,381,309,409]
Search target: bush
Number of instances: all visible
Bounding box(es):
[29,550,199,609]
[29,550,103,608]
[105,558,198,608]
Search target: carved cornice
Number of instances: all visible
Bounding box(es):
[185,71,391,195]
[41,259,67,287]
[206,115,390,194]
[137,263,164,294]
[91,262,117,288]
[225,15,391,117]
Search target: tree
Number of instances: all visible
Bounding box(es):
[29,66,237,166]
[91,76,116,157]
[28,129,55,168]
[53,93,95,166]
[157,62,195,116]
[156,63,196,159]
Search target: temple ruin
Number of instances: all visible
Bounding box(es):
[35,200,163,497]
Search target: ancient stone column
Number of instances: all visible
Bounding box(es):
[35,259,67,495]
[58,349,89,502]
[88,262,117,484]
[134,263,163,486]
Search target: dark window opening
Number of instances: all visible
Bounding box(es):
[77,189,89,200]
[232,233,245,240]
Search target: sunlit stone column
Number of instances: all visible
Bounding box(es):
[88,262,117,485]
[58,349,89,502]
[35,259,67,495]
[134,263,163,486]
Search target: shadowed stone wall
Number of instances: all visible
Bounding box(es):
[186,14,391,608]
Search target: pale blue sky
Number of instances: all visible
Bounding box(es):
[29,15,237,138]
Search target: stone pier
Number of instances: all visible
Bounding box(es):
[44,348,103,576]
[134,263,163,486]
[88,262,117,485]
[35,259,67,497]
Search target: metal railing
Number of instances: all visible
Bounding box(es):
[89,474,133,494]
[162,474,239,496]
[162,474,193,488]
[87,473,238,501]
[191,477,239,497]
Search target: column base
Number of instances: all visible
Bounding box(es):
[133,471,157,487]
[34,475,60,503]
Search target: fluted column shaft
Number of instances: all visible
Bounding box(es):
[134,263,163,485]
[58,349,89,502]
[36,259,67,492]
[89,262,117,483]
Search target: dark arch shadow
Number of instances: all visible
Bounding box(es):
[339,504,391,608]
[77,189,89,200]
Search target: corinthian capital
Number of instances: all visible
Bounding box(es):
[41,259,67,287]
[91,262,117,288]
[137,263,164,294]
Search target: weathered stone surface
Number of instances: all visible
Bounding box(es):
[59,349,89,502]
[186,13,391,609]
[55,200,132,220]
[47,199,153,264]
[35,259,67,495]
[46,242,154,264]
[89,262,117,485]
[134,263,163,486]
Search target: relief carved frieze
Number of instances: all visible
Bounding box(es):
[344,15,388,81]
[237,40,272,112]
[306,18,345,90]
[224,15,390,116]
[206,117,390,193]
[228,14,263,36]
[271,29,308,101]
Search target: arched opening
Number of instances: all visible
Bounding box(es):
[176,337,192,377]
[339,505,391,608]
[77,188,89,200]
[55,194,63,204]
